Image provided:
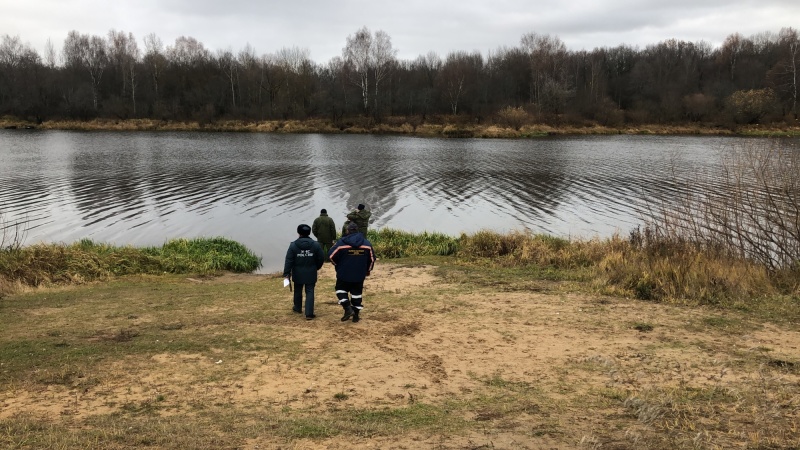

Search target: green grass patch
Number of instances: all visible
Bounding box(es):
[0,237,261,289]
[632,322,654,332]
[368,228,459,258]
[3,227,798,317]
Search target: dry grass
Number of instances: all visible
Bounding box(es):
[9,116,797,137]
[1,262,798,449]
[0,238,261,295]
[451,229,794,308]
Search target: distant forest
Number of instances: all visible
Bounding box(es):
[0,26,798,128]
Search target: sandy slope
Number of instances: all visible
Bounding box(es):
[2,262,799,449]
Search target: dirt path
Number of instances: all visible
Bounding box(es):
[2,263,799,449]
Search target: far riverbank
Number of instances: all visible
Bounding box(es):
[2,116,799,137]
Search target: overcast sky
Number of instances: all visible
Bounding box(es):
[3,0,799,63]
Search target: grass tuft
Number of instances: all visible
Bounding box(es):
[368,228,459,258]
[0,237,261,291]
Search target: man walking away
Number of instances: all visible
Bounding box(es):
[312,208,337,262]
[328,222,375,323]
[346,203,372,235]
[283,224,325,320]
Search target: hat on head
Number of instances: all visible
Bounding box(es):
[297,224,311,236]
[347,222,359,232]
[320,208,327,214]
[357,204,365,210]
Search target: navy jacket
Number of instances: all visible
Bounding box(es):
[328,232,375,282]
[283,237,324,284]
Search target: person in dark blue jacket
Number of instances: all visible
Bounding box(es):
[328,222,376,323]
[283,224,325,320]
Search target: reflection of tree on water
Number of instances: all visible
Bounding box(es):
[70,146,147,226]
[68,133,318,229]
[307,136,575,233]
[411,139,571,228]
[0,171,52,232]
[309,135,404,229]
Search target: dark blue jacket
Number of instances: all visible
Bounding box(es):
[283,237,324,284]
[328,232,375,282]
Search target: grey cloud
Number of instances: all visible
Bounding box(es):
[1,0,797,63]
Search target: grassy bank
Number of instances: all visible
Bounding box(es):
[4,229,797,317]
[3,116,800,137]
[0,237,261,297]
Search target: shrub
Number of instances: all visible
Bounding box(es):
[496,106,531,130]
[726,88,778,124]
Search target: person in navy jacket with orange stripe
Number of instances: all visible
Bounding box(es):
[328,222,376,323]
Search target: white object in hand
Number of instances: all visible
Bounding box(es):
[283,278,290,288]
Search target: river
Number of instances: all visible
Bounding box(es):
[0,130,787,272]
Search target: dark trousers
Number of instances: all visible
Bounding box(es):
[335,279,364,310]
[293,282,316,317]
[320,241,333,262]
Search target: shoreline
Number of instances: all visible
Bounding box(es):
[3,117,799,137]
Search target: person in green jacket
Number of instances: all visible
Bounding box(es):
[346,203,372,234]
[312,208,337,262]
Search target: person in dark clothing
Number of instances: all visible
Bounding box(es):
[341,219,352,237]
[346,203,372,235]
[328,222,376,323]
[283,224,325,320]
[312,208,337,262]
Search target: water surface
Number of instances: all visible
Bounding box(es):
[0,130,768,271]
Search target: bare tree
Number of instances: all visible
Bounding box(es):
[62,31,108,110]
[259,53,279,118]
[0,35,25,69]
[343,27,372,113]
[0,35,42,113]
[438,51,482,115]
[166,36,210,67]
[768,27,799,119]
[217,48,238,108]
[324,56,348,122]
[521,32,569,114]
[143,33,166,101]
[408,52,441,117]
[718,33,752,83]
[342,26,397,117]
[237,44,259,116]
[272,46,313,118]
[108,30,139,114]
[44,38,57,68]
[370,30,397,116]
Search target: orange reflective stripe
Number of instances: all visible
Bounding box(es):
[328,245,352,264]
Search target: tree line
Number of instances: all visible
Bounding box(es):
[0,26,798,128]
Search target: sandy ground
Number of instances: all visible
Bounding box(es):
[2,263,799,449]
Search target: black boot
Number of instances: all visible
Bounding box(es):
[341,303,354,322]
[352,309,360,323]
